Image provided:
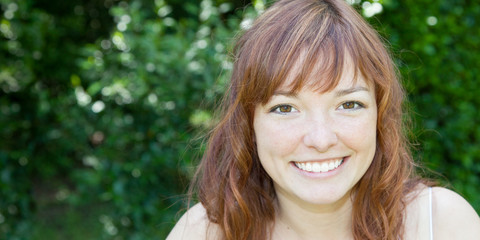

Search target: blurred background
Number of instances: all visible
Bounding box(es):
[0,0,479,239]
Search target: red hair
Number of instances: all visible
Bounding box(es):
[191,0,422,239]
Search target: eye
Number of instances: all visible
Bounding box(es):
[338,101,364,110]
[270,104,298,114]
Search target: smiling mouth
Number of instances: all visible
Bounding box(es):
[293,158,345,173]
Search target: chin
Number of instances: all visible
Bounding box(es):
[288,187,352,208]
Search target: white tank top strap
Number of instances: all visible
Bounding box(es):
[429,186,433,240]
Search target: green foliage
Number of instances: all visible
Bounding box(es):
[0,0,479,239]
[0,0,249,238]
[371,0,480,209]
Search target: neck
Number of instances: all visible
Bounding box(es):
[273,191,354,240]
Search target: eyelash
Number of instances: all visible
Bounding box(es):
[269,104,297,114]
[269,101,365,114]
[338,101,365,110]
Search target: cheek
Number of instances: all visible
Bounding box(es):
[335,113,377,154]
[254,117,302,158]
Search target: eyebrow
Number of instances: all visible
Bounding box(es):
[334,86,370,97]
[272,91,298,98]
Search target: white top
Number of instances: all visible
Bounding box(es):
[428,187,433,240]
[429,187,433,240]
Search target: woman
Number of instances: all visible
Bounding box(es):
[167,0,480,239]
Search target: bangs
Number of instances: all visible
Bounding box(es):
[270,31,363,102]
[257,17,363,104]
[233,0,382,106]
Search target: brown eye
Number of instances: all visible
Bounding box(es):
[342,102,355,109]
[279,105,292,112]
[339,101,364,110]
[270,104,297,114]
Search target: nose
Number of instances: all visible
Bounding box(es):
[302,116,338,152]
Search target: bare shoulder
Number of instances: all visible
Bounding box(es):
[431,187,480,239]
[403,184,432,239]
[404,185,480,239]
[166,203,221,240]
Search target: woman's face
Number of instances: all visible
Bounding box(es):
[253,65,377,209]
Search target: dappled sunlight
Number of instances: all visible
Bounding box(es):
[1,0,479,239]
[362,1,383,17]
[427,16,438,26]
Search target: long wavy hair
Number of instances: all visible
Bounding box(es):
[191,0,422,239]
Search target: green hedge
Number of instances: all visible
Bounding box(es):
[377,0,480,208]
[0,0,478,239]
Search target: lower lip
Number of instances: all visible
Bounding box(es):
[291,157,349,178]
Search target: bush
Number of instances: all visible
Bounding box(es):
[0,0,478,239]
[0,0,249,238]
[374,0,480,209]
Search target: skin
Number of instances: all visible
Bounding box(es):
[167,64,480,240]
[251,63,376,240]
[167,187,480,240]
[403,186,480,240]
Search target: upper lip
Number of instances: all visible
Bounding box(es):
[292,156,346,163]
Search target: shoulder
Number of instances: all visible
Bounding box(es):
[166,203,221,240]
[404,185,480,239]
[430,187,480,239]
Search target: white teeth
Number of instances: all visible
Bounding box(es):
[305,162,312,171]
[320,162,328,172]
[294,158,344,173]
